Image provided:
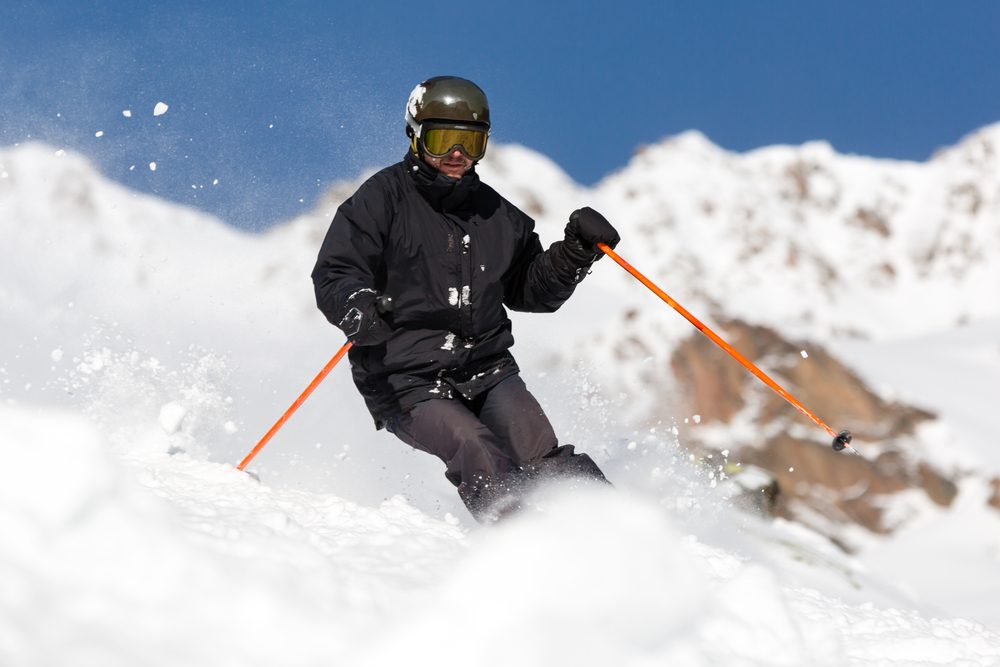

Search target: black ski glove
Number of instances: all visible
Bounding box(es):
[338,291,393,346]
[563,207,621,266]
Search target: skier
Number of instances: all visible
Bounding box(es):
[311,75,620,521]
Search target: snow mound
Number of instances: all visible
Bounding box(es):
[3,404,999,666]
[0,404,465,666]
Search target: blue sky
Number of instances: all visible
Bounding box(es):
[2,1,999,230]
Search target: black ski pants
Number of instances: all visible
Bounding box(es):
[386,374,606,520]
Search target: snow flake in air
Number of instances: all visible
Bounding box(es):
[149,162,157,171]
[800,350,809,359]
[158,402,186,434]
[153,102,169,117]
[95,131,104,138]
[122,109,132,118]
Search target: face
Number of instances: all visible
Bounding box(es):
[423,148,474,179]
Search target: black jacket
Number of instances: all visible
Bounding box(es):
[312,152,593,426]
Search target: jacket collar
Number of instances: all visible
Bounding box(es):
[404,151,480,212]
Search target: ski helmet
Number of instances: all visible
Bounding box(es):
[405,76,490,157]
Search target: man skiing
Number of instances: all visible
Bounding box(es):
[312,75,620,521]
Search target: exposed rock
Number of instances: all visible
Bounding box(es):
[669,327,749,423]
[671,318,933,437]
[989,478,1000,511]
[669,318,946,536]
[851,206,891,237]
[916,462,959,507]
[737,439,955,534]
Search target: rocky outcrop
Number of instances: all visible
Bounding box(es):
[669,318,948,535]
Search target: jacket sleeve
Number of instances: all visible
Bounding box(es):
[502,210,592,313]
[311,177,391,333]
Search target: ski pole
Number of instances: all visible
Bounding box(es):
[237,340,353,471]
[596,242,855,454]
[237,296,394,471]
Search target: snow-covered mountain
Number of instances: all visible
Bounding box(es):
[589,124,1000,341]
[271,124,1000,541]
[3,126,1000,664]
[7,122,997,342]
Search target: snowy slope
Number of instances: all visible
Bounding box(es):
[3,127,1000,663]
[5,403,1000,667]
[581,125,1000,341]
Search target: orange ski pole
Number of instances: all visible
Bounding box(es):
[596,242,854,453]
[237,340,353,471]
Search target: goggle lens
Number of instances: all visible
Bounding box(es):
[421,126,488,159]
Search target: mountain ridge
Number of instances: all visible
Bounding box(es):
[3,124,998,539]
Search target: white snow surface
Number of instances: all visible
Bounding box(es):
[3,126,1000,664]
[3,404,999,666]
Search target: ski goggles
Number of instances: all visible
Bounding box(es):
[420,123,489,160]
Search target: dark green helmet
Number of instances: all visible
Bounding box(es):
[405,76,491,139]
